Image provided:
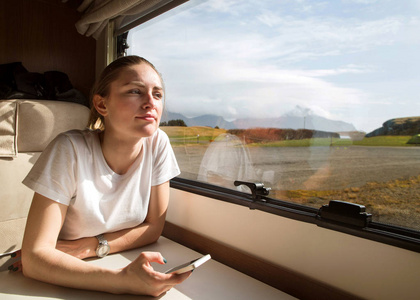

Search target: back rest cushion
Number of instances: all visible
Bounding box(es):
[18,100,91,152]
[0,99,90,260]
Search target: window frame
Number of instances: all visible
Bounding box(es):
[115,0,420,254]
[171,177,420,253]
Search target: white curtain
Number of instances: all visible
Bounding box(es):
[75,0,172,39]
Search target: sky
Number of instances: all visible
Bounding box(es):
[128,0,420,133]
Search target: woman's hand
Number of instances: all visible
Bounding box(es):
[7,250,22,272]
[12,247,193,296]
[120,251,192,297]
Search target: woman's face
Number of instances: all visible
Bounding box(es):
[101,63,164,140]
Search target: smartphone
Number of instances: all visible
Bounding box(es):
[165,254,211,274]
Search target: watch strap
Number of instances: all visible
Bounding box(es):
[96,234,108,245]
[95,234,110,257]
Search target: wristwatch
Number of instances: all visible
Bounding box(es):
[95,234,110,258]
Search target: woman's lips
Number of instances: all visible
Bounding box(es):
[136,114,156,121]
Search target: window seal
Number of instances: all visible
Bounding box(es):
[170,177,420,253]
[115,0,190,36]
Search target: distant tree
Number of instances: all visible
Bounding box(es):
[159,121,168,126]
[215,126,219,129]
[167,119,187,127]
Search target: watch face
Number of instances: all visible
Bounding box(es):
[97,244,110,257]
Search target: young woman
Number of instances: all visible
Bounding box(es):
[16,56,191,296]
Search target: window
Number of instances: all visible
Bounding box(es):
[127,0,420,231]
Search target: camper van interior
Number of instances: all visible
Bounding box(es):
[0,0,419,299]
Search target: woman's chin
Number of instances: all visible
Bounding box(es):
[135,125,158,137]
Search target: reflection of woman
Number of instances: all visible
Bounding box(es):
[198,133,258,191]
[17,56,191,296]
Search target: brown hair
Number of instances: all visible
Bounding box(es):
[87,56,164,130]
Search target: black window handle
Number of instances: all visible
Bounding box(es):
[234,181,271,202]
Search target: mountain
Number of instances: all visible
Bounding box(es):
[366,116,420,137]
[161,109,357,132]
[161,111,235,128]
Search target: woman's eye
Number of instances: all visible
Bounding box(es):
[128,89,142,95]
[154,92,163,99]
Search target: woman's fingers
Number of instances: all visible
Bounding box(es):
[122,251,194,296]
[8,250,22,272]
[157,271,193,296]
[166,270,193,284]
[138,251,167,265]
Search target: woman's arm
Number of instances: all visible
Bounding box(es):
[21,191,189,295]
[106,180,170,253]
[22,192,119,292]
[54,181,170,259]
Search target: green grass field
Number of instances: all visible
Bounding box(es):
[353,135,414,147]
[251,136,415,147]
[161,126,416,147]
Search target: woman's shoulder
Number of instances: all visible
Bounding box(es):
[154,128,169,139]
[148,128,170,144]
[144,129,170,153]
[58,128,99,141]
[52,129,100,151]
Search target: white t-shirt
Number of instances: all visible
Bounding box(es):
[23,128,180,240]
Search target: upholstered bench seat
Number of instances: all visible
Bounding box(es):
[0,99,90,268]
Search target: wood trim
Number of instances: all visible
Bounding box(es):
[162,221,363,300]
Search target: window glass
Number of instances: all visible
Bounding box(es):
[127,0,420,230]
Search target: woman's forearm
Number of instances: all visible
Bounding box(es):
[56,219,164,260]
[22,247,124,294]
[105,217,165,254]
[21,246,188,296]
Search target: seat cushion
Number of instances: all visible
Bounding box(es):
[0,101,18,157]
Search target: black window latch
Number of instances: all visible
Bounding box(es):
[317,200,372,228]
[234,181,271,203]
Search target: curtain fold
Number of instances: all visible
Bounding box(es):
[75,0,171,39]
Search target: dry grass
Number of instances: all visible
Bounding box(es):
[161,126,227,144]
[273,175,420,230]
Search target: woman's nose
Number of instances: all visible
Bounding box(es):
[142,92,156,109]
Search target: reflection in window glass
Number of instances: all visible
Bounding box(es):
[128,0,420,230]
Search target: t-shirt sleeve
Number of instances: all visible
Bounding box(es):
[151,129,181,186]
[22,133,77,205]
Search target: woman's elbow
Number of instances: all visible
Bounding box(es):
[147,223,165,244]
[150,233,161,244]
[21,246,50,279]
[21,249,37,278]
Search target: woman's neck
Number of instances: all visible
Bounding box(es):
[99,131,143,175]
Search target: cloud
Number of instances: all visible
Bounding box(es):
[128,0,420,131]
[257,11,283,27]
[199,0,242,13]
[159,59,367,122]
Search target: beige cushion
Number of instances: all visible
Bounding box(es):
[0,101,18,157]
[0,100,90,222]
[0,99,90,156]
[0,218,26,270]
[0,100,90,257]
[18,100,90,152]
[0,152,41,222]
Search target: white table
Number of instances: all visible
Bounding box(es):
[0,237,296,299]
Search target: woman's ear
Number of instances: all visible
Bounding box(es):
[93,94,108,117]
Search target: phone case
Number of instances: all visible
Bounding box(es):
[165,254,211,274]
